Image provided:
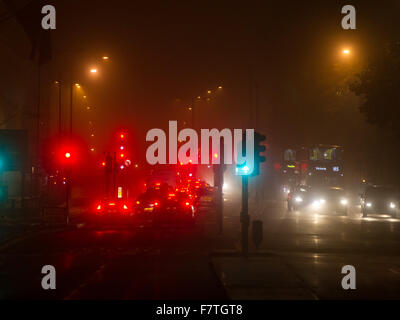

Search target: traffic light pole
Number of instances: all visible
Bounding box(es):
[213,164,224,235]
[113,152,117,198]
[241,175,249,257]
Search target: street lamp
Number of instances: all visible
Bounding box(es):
[342,49,351,55]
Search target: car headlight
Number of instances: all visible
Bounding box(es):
[366,202,372,207]
[312,200,321,208]
[340,199,348,205]
[295,196,303,203]
[390,202,396,209]
[319,199,326,204]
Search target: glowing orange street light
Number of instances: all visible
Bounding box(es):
[90,68,98,73]
[342,49,351,55]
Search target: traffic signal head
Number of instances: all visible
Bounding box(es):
[58,147,75,166]
[235,131,266,176]
[255,132,266,161]
[235,131,254,176]
[252,132,266,176]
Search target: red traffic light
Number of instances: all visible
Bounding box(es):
[65,152,71,159]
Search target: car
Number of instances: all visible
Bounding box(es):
[307,187,349,215]
[90,197,134,223]
[288,186,349,215]
[361,185,399,218]
[197,186,216,208]
[134,184,196,225]
[287,185,311,211]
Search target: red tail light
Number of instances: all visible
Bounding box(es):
[109,202,116,206]
[154,202,159,207]
[185,201,190,206]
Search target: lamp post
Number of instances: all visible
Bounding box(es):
[188,86,223,130]
[54,81,62,135]
[70,83,76,136]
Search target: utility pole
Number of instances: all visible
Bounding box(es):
[36,64,41,160]
[65,168,70,225]
[58,81,62,135]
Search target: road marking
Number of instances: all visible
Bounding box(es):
[389,268,400,275]
[64,264,106,300]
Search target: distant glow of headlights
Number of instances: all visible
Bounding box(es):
[283,188,290,194]
[366,202,372,207]
[390,202,396,209]
[319,199,326,204]
[312,200,320,208]
[295,196,303,203]
[340,199,348,205]
[223,183,228,191]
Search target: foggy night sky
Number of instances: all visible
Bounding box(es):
[40,0,400,158]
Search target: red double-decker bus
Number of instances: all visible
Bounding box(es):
[278,144,344,190]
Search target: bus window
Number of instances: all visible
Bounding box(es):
[284,149,296,161]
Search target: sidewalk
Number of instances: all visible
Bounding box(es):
[211,254,317,300]
[0,205,86,247]
[210,199,318,300]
